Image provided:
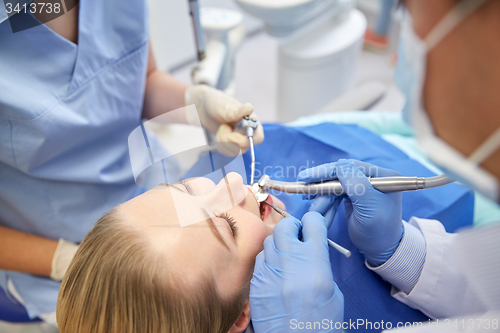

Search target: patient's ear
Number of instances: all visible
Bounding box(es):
[228,300,251,333]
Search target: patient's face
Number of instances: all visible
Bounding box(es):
[120,173,286,299]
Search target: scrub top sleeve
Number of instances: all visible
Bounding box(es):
[389,217,487,320]
[367,221,426,294]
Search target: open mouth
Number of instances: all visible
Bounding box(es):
[259,196,273,221]
[247,185,273,222]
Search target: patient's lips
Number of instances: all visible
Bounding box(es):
[260,196,273,222]
[247,184,273,221]
[245,184,283,222]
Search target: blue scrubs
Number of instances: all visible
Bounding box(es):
[0,0,149,318]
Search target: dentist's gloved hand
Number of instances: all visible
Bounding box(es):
[250,212,344,332]
[298,159,403,267]
[185,84,264,152]
[50,238,79,281]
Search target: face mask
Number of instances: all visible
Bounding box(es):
[395,0,500,203]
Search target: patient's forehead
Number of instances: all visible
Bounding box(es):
[119,186,214,258]
[118,187,218,288]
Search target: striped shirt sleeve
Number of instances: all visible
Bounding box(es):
[366,221,426,294]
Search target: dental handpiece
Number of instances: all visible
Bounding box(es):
[259,174,452,195]
[236,116,259,185]
[262,201,352,258]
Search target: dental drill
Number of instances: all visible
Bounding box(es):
[255,174,453,196]
[251,173,452,259]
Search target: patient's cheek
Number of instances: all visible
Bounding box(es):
[248,220,268,253]
[271,196,286,211]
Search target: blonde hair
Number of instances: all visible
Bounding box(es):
[57,208,247,333]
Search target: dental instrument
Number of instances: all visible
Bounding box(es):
[262,200,352,258]
[256,174,452,196]
[236,116,259,184]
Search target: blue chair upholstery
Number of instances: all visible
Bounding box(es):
[0,286,41,323]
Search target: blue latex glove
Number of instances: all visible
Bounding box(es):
[298,159,403,267]
[250,212,344,333]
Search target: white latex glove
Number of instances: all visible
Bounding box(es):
[50,238,79,281]
[185,84,264,152]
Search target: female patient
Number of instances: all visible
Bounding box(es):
[56,173,285,333]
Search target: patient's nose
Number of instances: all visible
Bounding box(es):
[188,177,216,196]
[213,172,248,207]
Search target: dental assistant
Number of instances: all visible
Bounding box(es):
[0,0,263,323]
[250,0,500,331]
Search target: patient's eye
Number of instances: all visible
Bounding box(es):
[216,212,238,238]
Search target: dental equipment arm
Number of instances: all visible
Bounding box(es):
[188,0,205,61]
[188,0,260,151]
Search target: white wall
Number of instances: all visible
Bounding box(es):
[147,0,195,72]
[147,0,262,72]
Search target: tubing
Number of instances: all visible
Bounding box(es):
[188,0,206,61]
[249,136,255,185]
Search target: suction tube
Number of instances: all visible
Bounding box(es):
[263,175,452,195]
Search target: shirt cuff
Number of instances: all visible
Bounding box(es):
[366,221,426,294]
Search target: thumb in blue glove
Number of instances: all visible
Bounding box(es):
[299,159,403,267]
[250,212,344,333]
